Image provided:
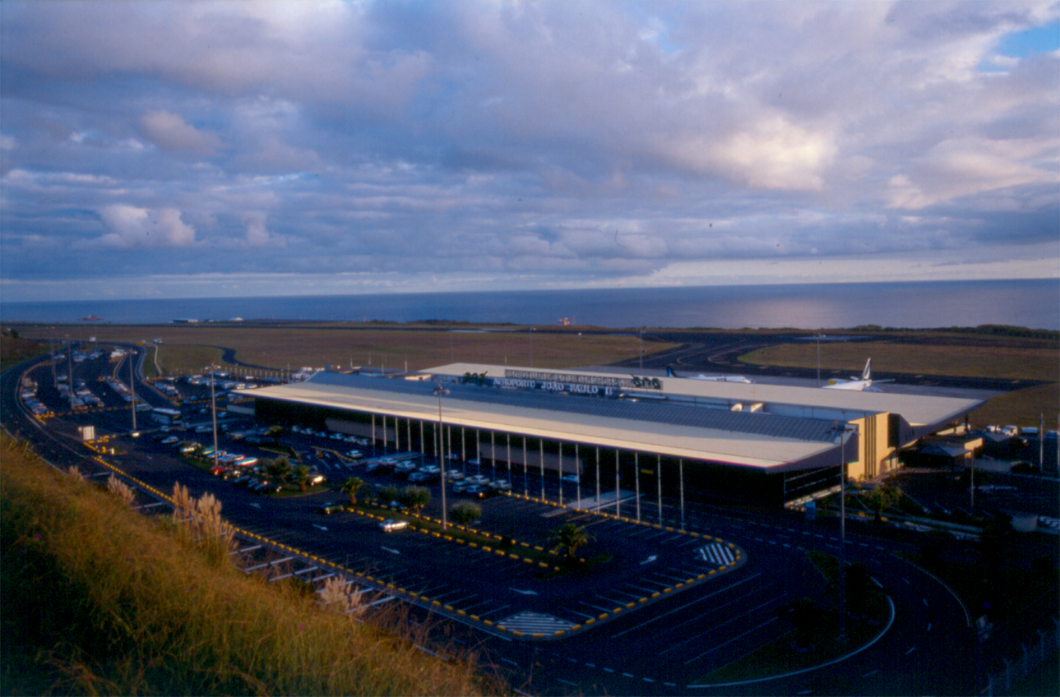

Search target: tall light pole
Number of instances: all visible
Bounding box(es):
[835,421,854,643]
[209,365,219,471]
[128,347,137,431]
[434,383,450,531]
[815,333,824,387]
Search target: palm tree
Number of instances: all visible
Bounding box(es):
[549,523,594,561]
[862,484,901,523]
[340,477,365,506]
[294,464,311,492]
[266,424,284,446]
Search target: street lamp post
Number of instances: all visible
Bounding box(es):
[209,365,219,471]
[434,383,450,531]
[815,333,824,387]
[835,421,854,643]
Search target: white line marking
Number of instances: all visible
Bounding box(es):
[381,546,400,555]
[905,646,916,655]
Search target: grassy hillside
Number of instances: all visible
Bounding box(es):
[0,326,45,372]
[0,434,500,696]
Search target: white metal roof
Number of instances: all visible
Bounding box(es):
[238,363,982,473]
[430,363,984,429]
[240,374,844,470]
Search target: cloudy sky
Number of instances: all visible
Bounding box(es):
[1,1,1057,302]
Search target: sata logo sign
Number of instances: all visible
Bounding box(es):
[630,375,663,390]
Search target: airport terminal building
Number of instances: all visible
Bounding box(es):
[235,363,983,506]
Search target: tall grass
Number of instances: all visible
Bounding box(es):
[1,434,500,696]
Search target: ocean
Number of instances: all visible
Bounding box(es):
[1,279,1057,330]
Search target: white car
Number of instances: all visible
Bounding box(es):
[489,480,511,491]
[446,470,465,481]
[379,519,408,533]
[467,474,490,486]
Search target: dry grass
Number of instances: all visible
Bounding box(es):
[0,433,500,696]
[741,341,1058,381]
[22,323,666,376]
[742,340,1059,428]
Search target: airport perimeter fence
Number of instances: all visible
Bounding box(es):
[980,617,1059,696]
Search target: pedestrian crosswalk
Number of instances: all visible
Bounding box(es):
[694,542,735,566]
[496,612,576,634]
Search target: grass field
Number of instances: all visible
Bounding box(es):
[24,323,666,377]
[740,340,1058,381]
[741,339,1058,428]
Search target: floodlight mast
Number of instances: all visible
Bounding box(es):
[835,421,856,643]
[434,383,450,531]
[209,365,219,471]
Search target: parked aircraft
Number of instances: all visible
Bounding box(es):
[823,359,891,391]
[666,367,752,383]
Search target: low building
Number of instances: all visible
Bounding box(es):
[235,363,983,506]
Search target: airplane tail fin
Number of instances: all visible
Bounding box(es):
[666,366,676,377]
[861,358,872,381]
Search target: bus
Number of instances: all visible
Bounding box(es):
[151,407,184,428]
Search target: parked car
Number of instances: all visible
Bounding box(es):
[488,480,511,491]
[317,501,346,515]
[379,519,409,533]
[561,474,580,483]
[446,470,465,481]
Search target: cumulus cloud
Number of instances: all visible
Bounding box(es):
[140,110,222,155]
[96,205,196,249]
[241,211,280,248]
[0,1,1056,299]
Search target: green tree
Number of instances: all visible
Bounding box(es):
[846,562,871,619]
[399,486,431,514]
[340,477,365,506]
[267,456,292,483]
[778,597,821,652]
[378,485,399,507]
[294,464,311,492]
[862,484,901,523]
[549,523,594,561]
[449,501,482,526]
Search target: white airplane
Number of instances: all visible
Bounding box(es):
[666,366,752,383]
[824,359,891,391]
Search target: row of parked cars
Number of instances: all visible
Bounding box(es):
[209,462,329,495]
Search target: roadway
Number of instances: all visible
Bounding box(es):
[0,352,1048,695]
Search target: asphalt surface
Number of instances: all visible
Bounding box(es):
[3,348,1057,695]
